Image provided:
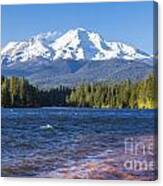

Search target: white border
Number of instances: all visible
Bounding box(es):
[0,0,162,186]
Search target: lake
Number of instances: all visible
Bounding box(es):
[1,107,157,180]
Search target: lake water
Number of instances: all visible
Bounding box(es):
[1,108,157,180]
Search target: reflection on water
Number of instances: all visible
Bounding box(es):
[1,108,157,180]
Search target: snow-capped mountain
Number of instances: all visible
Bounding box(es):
[2,28,154,88]
[1,27,151,65]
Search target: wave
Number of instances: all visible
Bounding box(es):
[40,124,53,130]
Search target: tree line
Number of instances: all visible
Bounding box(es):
[1,74,157,109]
[1,76,71,107]
[67,74,157,109]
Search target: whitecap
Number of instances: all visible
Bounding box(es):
[40,124,53,130]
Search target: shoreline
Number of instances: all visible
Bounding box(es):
[1,106,157,110]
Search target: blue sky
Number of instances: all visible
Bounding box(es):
[2,1,155,54]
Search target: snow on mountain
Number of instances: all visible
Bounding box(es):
[2,39,53,64]
[1,28,151,65]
